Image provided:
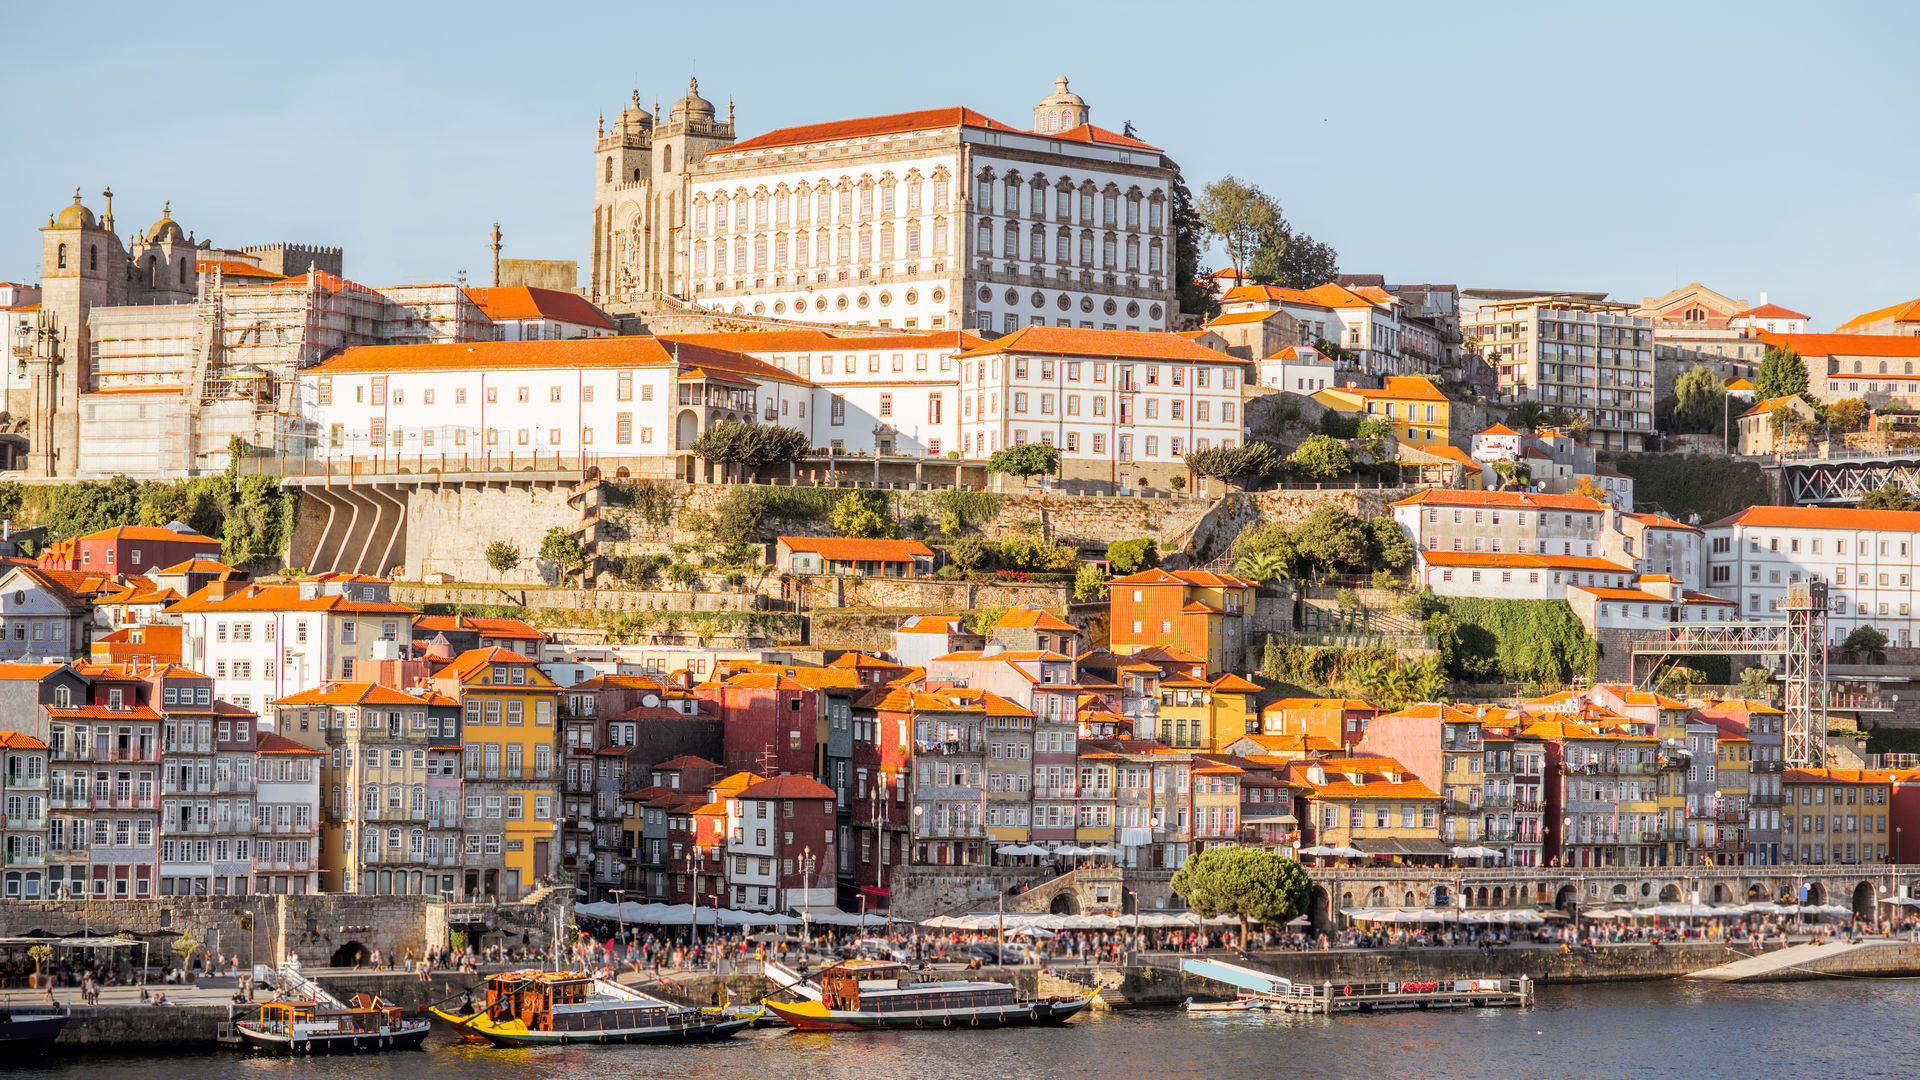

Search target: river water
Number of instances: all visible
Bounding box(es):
[29,981,1909,1079]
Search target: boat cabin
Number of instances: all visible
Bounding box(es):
[819,961,1016,1013]
[254,995,403,1037]
[481,970,679,1033]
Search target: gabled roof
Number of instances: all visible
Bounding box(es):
[153,557,238,576]
[1740,303,1808,320]
[1108,567,1253,588]
[164,581,417,615]
[777,536,934,561]
[1390,489,1609,512]
[738,774,837,800]
[1758,330,1920,357]
[724,107,1023,153]
[434,646,554,685]
[413,614,544,639]
[652,754,720,771]
[956,325,1246,364]
[1336,376,1449,403]
[1706,505,1920,531]
[274,681,458,707]
[1418,551,1635,573]
[1210,673,1261,693]
[1204,310,1289,328]
[464,286,616,330]
[1740,393,1810,418]
[256,732,324,755]
[993,606,1076,633]
[895,614,968,635]
[75,524,222,546]
[0,731,48,750]
[1835,298,1920,332]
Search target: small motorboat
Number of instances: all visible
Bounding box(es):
[1183,996,1271,1012]
[0,1007,69,1054]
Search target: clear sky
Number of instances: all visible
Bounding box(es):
[4,0,1914,327]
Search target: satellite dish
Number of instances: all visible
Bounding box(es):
[642,693,661,708]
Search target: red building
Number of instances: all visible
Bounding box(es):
[730,774,838,914]
[849,687,919,911]
[697,672,818,779]
[39,524,223,574]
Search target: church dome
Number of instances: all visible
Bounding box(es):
[1032,76,1090,133]
[52,190,96,229]
[1039,75,1086,109]
[619,89,651,126]
[148,201,185,244]
[669,76,715,123]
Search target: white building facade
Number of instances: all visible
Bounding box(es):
[1705,506,1920,644]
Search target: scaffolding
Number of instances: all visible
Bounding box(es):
[1784,580,1828,769]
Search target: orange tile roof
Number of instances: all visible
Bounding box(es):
[895,615,967,635]
[777,536,933,561]
[1758,330,1920,356]
[658,329,986,355]
[1707,505,1920,531]
[434,646,552,685]
[1264,697,1376,712]
[413,614,543,639]
[1478,423,1520,436]
[1043,122,1161,151]
[1390,489,1610,512]
[77,524,221,545]
[1741,303,1808,320]
[256,732,324,755]
[153,557,237,575]
[1739,393,1807,418]
[305,335,812,387]
[165,582,418,615]
[1232,732,1342,753]
[1784,768,1892,785]
[0,731,48,750]
[464,286,615,330]
[956,325,1248,364]
[1108,567,1253,588]
[1623,512,1694,531]
[1204,310,1287,327]
[1210,673,1261,693]
[274,681,455,706]
[725,107,1022,153]
[1835,299,1920,332]
[1338,376,1449,402]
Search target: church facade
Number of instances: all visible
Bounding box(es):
[590,78,1178,337]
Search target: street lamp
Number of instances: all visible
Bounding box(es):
[801,845,816,951]
[688,843,706,949]
[611,888,627,964]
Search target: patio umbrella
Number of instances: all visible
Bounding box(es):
[1332,846,1368,858]
[995,845,1028,857]
[1008,926,1056,938]
[1298,845,1336,856]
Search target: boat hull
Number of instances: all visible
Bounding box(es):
[431,1008,751,1048]
[763,997,1090,1032]
[1184,997,1270,1012]
[235,1021,431,1054]
[0,1014,69,1054]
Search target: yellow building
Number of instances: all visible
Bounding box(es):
[1289,755,1447,864]
[431,647,562,899]
[1189,760,1244,852]
[1311,375,1453,448]
[1156,673,1260,752]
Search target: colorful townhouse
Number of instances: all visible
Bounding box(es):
[1107,568,1255,674]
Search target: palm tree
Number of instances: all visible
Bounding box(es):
[1410,658,1450,703]
[1234,548,1293,587]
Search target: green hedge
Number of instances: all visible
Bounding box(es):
[1427,596,1596,685]
[1611,454,1767,523]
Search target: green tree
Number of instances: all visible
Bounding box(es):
[1234,548,1294,588]
[987,442,1060,483]
[1859,484,1920,511]
[1754,345,1809,402]
[1163,156,1217,320]
[1288,434,1353,480]
[27,943,52,985]
[717,486,769,543]
[1185,442,1283,485]
[1735,666,1773,701]
[1289,503,1370,573]
[1504,401,1545,432]
[1826,398,1870,432]
[1231,522,1303,581]
[539,527,590,587]
[1252,230,1339,291]
[1197,175,1282,278]
[1366,517,1413,571]
[830,490,896,539]
[1106,538,1159,575]
[1843,625,1889,652]
[1170,846,1311,948]
[1669,365,1726,435]
[690,423,812,481]
[484,540,522,578]
[1073,563,1109,602]
[963,605,1008,635]
[949,534,992,572]
[173,932,201,971]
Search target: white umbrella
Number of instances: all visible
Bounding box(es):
[1330,846,1368,858]
[1016,844,1051,856]
[1008,925,1056,938]
[1298,845,1336,856]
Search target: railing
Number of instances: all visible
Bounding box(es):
[6,815,46,830]
[101,749,161,762]
[48,794,88,809]
[238,451,603,479]
[215,779,255,794]
[1480,794,1514,809]
[260,821,316,835]
[4,852,46,867]
[4,773,48,790]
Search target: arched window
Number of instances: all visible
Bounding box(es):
[179,259,188,285]
[605,157,613,182]
[89,245,98,270]
[56,244,67,269]
[632,168,641,181]
[661,144,673,172]
[1855,360,1864,374]
[1879,361,1888,374]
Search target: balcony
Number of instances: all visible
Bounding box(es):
[163,781,213,795]
[101,748,161,763]
[162,820,214,835]
[215,779,255,794]
[48,793,89,809]
[163,741,213,755]
[260,821,316,835]
[102,795,157,810]
[1480,794,1514,809]
[258,858,315,872]
[4,852,46,867]
[4,772,48,790]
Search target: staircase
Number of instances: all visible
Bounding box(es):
[565,473,603,584]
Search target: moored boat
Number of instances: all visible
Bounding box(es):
[759,959,1091,1032]
[233,994,431,1054]
[1183,996,1271,1012]
[0,1008,69,1054]
[428,969,749,1047]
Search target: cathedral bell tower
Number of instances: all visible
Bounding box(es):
[590,80,736,308]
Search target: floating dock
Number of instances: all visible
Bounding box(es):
[1179,959,1532,1014]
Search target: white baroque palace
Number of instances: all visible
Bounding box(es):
[590,77,1177,335]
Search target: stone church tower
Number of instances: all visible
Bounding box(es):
[589,79,735,307]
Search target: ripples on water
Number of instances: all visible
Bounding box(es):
[29,982,1920,1080]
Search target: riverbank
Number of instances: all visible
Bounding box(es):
[30,939,1920,1053]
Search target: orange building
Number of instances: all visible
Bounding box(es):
[1107,568,1254,674]
[1257,697,1380,748]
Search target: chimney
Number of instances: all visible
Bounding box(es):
[1760,291,1769,307]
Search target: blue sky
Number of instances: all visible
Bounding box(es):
[5,0,1914,327]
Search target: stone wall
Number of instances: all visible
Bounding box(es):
[393,583,759,614]
[1184,488,1419,565]
[0,894,449,969]
[403,482,588,583]
[796,576,1071,612]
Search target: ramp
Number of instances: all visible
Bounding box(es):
[1686,940,1879,982]
[1179,958,1292,996]
[762,960,822,1000]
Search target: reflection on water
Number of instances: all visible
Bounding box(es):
[26,980,1920,1080]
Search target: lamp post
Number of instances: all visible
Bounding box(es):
[801,845,816,953]
[688,843,705,950]
[611,888,627,960]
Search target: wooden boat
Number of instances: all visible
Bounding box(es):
[428,970,749,1047]
[1183,996,1271,1012]
[233,994,431,1054]
[759,959,1091,1032]
[0,1008,68,1054]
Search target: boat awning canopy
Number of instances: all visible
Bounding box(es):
[0,935,146,948]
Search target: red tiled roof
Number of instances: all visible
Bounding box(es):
[658,329,987,355]
[777,537,933,561]
[956,325,1247,364]
[0,731,48,750]
[1758,331,1920,356]
[465,286,616,330]
[165,582,417,615]
[992,606,1076,633]
[738,774,837,800]
[78,524,221,545]
[1419,551,1635,573]
[1478,423,1520,436]
[725,107,1023,153]
[413,614,543,639]
[1707,505,1920,531]
[1740,303,1808,320]
[1336,376,1449,403]
[1740,393,1808,418]
[256,732,323,755]
[1390,489,1610,512]
[1042,122,1161,151]
[1108,567,1253,588]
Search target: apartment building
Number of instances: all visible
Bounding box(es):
[430,648,562,899]
[1704,505,1920,644]
[1288,756,1447,862]
[254,733,323,894]
[1313,376,1454,449]
[0,732,50,899]
[1782,768,1892,866]
[1107,568,1254,674]
[726,774,837,915]
[1462,297,1655,452]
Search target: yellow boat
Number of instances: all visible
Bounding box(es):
[427,970,749,1047]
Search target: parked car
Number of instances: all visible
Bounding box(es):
[966,943,1034,967]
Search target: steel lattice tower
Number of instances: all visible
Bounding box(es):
[1784,581,1828,768]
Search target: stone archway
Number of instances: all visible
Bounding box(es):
[1492,886,1505,906]
[1365,886,1388,908]
[1658,884,1680,903]
[1554,885,1578,911]
[675,409,700,451]
[1710,883,1731,904]
[1308,886,1331,931]
[1747,882,1769,901]
[1435,884,1455,908]
[330,940,367,968]
[1807,882,1828,906]
[1048,891,1080,916]
[1852,881,1876,920]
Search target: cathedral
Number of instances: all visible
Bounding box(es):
[589,77,1178,337]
